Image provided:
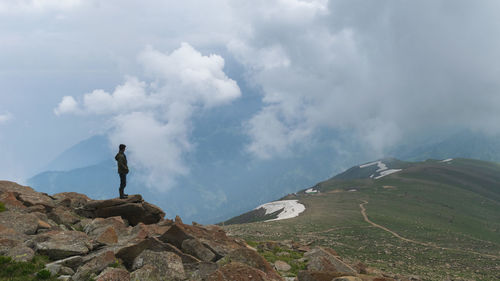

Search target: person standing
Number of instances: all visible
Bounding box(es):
[115,144,129,199]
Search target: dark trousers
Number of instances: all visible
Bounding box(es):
[119,173,127,196]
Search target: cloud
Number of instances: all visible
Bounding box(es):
[228,0,500,158]
[55,43,241,191]
[0,0,83,13]
[54,96,80,116]
[0,112,13,124]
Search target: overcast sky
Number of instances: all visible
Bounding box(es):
[2,0,500,187]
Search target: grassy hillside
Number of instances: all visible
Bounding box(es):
[223,158,500,281]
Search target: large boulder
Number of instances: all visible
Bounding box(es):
[84,216,128,245]
[182,238,216,262]
[31,231,92,260]
[130,250,185,281]
[76,195,165,226]
[159,222,246,259]
[184,262,219,281]
[72,251,116,281]
[305,247,357,274]
[206,262,281,281]
[0,211,40,235]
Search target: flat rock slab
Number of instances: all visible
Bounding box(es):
[77,195,165,226]
[32,231,92,260]
[0,211,40,235]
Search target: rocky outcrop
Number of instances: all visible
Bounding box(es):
[76,194,165,225]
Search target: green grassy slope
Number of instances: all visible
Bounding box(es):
[224,158,500,281]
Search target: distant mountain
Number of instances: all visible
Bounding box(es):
[41,135,113,172]
[223,158,500,280]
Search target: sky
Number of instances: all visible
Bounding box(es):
[2,0,500,188]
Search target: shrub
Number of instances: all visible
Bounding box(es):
[0,202,6,212]
[36,269,51,279]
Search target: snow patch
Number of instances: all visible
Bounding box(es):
[256,200,306,222]
[359,161,378,168]
[361,160,402,179]
[374,169,402,179]
[305,188,318,194]
[441,158,453,163]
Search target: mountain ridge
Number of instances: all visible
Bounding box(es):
[223,158,500,280]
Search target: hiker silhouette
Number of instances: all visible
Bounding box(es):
[115,144,129,199]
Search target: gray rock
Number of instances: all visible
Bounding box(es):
[52,192,91,209]
[45,263,62,276]
[305,247,356,274]
[0,211,39,235]
[33,231,92,260]
[274,260,292,272]
[7,245,34,262]
[96,267,130,281]
[116,237,199,269]
[182,238,216,262]
[45,255,84,270]
[48,206,80,226]
[72,251,116,281]
[59,266,75,276]
[184,262,219,281]
[132,250,185,280]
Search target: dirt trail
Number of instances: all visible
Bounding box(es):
[359,200,499,259]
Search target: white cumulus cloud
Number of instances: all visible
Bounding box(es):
[55,43,241,191]
[54,96,80,116]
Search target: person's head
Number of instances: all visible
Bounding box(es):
[119,144,126,152]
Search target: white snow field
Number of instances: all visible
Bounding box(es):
[256,200,306,222]
[360,160,402,179]
[305,188,318,194]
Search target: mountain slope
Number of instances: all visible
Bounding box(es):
[223,158,500,281]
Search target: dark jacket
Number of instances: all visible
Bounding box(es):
[115,152,129,174]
